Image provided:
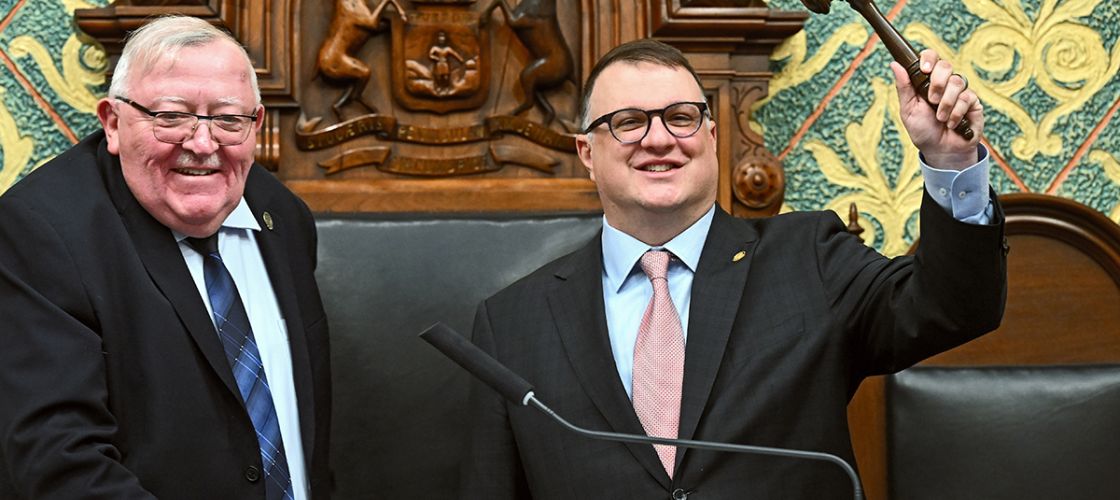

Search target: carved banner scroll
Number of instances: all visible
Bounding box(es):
[295,114,574,151]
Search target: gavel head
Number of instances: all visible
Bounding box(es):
[800,0,836,14]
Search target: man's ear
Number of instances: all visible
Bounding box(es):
[575,133,595,182]
[253,104,265,132]
[97,98,120,155]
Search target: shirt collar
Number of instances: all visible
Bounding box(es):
[172,197,260,242]
[601,205,716,293]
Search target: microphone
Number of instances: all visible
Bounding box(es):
[419,322,864,500]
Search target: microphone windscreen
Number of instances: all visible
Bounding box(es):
[419,322,534,405]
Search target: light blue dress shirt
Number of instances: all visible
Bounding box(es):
[602,146,994,398]
[920,145,993,224]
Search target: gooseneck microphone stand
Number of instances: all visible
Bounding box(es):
[420,322,864,500]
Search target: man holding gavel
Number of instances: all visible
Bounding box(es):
[459,38,1005,499]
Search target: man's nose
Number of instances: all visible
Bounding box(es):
[182,120,220,154]
[641,115,677,148]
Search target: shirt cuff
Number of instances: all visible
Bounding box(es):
[921,145,994,225]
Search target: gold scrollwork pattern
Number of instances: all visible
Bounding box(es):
[806,78,922,256]
[8,34,106,114]
[61,0,98,13]
[907,0,1120,161]
[1089,149,1120,224]
[0,89,35,194]
[761,24,870,108]
[749,24,870,136]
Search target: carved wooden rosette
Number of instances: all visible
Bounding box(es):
[647,0,804,217]
[729,80,783,217]
[76,0,806,215]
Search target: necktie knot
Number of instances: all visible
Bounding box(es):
[639,250,671,281]
[186,233,220,257]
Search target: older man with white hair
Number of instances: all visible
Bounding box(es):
[0,16,331,500]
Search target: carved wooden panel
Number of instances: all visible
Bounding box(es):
[75,1,806,214]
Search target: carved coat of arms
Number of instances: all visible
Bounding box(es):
[300,0,578,177]
[393,8,489,113]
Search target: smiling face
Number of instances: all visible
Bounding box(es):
[97,39,262,238]
[576,61,718,245]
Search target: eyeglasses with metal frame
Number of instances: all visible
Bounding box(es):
[114,96,259,146]
[581,101,709,144]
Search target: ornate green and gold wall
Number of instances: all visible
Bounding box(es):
[1,0,1117,256]
[0,0,106,192]
[760,0,1120,254]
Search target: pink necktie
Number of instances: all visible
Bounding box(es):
[632,250,686,477]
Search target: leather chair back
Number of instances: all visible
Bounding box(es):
[316,213,601,499]
[887,365,1120,500]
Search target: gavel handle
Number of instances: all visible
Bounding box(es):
[848,0,974,140]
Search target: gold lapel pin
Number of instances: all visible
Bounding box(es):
[732,250,747,262]
[262,211,274,231]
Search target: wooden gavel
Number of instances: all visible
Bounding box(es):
[801,0,974,140]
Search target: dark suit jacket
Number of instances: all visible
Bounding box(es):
[462,195,1007,499]
[0,131,331,499]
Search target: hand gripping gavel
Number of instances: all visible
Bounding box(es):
[801,0,974,140]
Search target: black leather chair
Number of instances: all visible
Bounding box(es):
[316,213,601,499]
[887,365,1120,500]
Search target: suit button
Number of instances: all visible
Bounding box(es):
[672,488,689,499]
[245,465,261,482]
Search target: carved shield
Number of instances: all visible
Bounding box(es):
[392,8,489,113]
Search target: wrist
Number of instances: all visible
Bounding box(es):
[921,149,979,171]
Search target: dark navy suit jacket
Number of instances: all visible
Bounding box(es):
[461,198,1006,499]
[0,131,331,499]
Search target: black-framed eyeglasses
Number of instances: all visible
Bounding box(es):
[114,96,259,146]
[582,101,709,144]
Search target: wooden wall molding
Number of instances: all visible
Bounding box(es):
[75,0,300,105]
[648,0,808,53]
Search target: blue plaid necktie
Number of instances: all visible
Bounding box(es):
[187,233,293,500]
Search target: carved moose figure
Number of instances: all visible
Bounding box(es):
[317,0,409,117]
[482,0,575,127]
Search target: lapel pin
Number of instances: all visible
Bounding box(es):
[262,211,274,231]
[732,250,747,262]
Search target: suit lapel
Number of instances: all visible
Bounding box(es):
[676,209,757,468]
[243,170,317,458]
[547,235,671,488]
[101,148,239,397]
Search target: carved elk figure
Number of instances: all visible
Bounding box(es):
[481,0,575,127]
[317,0,408,117]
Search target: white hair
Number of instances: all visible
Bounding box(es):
[108,15,260,104]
